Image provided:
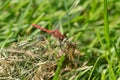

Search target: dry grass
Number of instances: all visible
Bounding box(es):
[0,35,90,80]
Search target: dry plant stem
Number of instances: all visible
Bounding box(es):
[1,49,38,58]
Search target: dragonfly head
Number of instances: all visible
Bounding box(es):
[59,34,68,42]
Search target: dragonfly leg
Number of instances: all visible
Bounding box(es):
[59,40,65,53]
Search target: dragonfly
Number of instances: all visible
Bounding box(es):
[32,24,67,41]
[32,24,68,51]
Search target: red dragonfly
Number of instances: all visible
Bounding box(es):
[32,24,67,41]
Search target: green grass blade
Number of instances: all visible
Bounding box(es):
[53,55,65,80]
[17,0,33,27]
[0,0,11,10]
[101,69,107,80]
[104,0,110,51]
[88,57,100,80]
[104,0,116,80]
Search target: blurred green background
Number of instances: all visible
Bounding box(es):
[0,0,120,48]
[0,0,120,79]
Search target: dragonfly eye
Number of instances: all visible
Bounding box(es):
[59,36,63,40]
[59,34,68,42]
